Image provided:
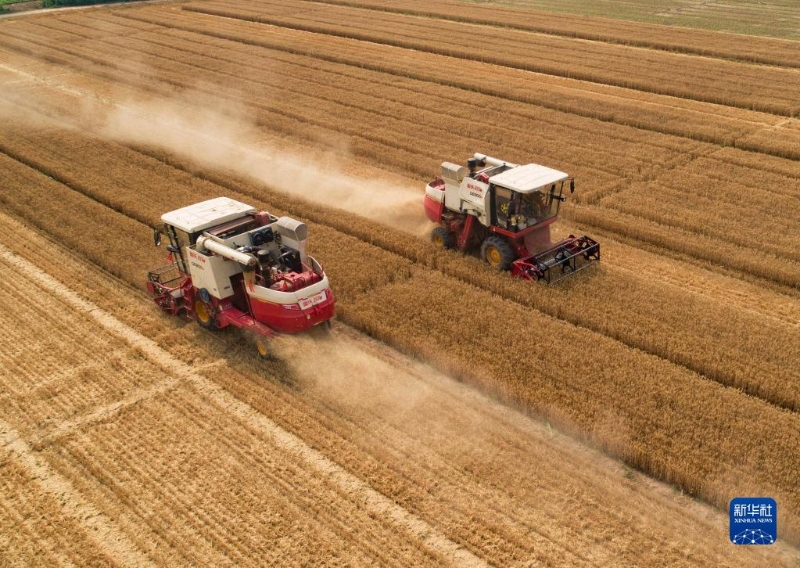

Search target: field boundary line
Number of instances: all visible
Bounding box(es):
[0,0,176,20]
[0,242,488,568]
[0,419,154,565]
[30,375,184,448]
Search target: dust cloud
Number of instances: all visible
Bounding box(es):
[100,93,431,234]
[270,329,494,443]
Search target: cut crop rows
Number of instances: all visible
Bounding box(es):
[184,0,800,116]
[299,0,800,68]
[107,7,795,155]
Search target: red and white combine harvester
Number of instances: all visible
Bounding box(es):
[146,197,335,357]
[424,153,600,283]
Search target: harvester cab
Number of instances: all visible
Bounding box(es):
[424,153,599,283]
[146,197,335,358]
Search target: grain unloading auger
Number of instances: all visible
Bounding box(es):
[146,197,335,358]
[424,153,599,283]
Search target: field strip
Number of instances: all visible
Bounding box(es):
[106,8,800,162]
[294,0,800,68]
[8,10,798,166]
[182,0,800,116]
[0,242,487,567]
[0,420,154,566]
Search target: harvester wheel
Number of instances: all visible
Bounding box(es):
[194,299,219,330]
[431,227,455,249]
[481,236,514,271]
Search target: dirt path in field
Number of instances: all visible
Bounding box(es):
[2,212,797,565]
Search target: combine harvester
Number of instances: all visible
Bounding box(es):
[424,153,600,283]
[146,197,335,357]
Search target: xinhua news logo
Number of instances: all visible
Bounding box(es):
[730,497,777,545]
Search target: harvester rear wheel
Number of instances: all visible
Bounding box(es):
[431,227,455,249]
[194,299,219,330]
[481,236,514,271]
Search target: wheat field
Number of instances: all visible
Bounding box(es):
[0,0,798,564]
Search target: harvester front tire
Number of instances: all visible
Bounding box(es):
[431,227,455,249]
[194,299,219,330]
[481,236,514,271]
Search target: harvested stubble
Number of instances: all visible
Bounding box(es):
[42,388,427,565]
[184,0,800,116]
[0,458,114,564]
[303,0,800,68]
[2,270,162,438]
[0,276,437,567]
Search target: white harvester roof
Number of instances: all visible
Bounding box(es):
[161,197,256,233]
[489,164,568,193]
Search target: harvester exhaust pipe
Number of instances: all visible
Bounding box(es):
[196,235,257,266]
[473,153,518,169]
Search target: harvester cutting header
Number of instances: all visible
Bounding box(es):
[424,153,599,282]
[146,197,335,357]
